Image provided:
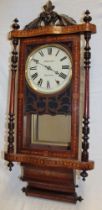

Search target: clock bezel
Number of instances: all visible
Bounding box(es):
[25,43,72,95]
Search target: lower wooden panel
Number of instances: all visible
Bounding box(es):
[23,186,77,203]
[21,165,77,203]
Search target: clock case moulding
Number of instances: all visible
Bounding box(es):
[5,0,96,203]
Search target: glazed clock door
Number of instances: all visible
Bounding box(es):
[24,43,72,149]
[17,34,80,160]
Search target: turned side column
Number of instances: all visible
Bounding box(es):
[81,10,92,181]
[7,19,20,170]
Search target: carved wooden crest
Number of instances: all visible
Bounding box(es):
[25,1,76,29]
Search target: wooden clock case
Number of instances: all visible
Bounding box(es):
[5,1,96,203]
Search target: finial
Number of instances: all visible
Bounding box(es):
[83,10,92,23]
[12,18,20,30]
[43,1,55,13]
[80,170,88,181]
[77,196,84,202]
[8,161,14,171]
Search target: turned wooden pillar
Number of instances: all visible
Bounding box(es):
[7,19,20,170]
[81,10,92,181]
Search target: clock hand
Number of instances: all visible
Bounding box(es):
[32,59,60,75]
[45,65,59,75]
[33,59,50,69]
[46,66,68,80]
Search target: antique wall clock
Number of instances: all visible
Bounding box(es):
[5,1,96,203]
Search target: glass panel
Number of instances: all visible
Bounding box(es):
[31,114,71,147]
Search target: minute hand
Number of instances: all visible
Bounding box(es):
[45,66,59,75]
[33,59,60,75]
[38,63,59,75]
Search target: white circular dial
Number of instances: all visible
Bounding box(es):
[25,44,72,94]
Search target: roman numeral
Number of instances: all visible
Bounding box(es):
[55,80,60,85]
[62,65,69,69]
[37,78,43,86]
[56,50,60,56]
[47,81,50,89]
[59,72,67,79]
[30,66,37,70]
[31,73,38,80]
[47,47,52,55]
[60,56,67,62]
[39,50,44,57]
[32,59,39,64]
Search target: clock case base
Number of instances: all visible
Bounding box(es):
[5,152,94,202]
[21,165,77,203]
[23,186,77,203]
